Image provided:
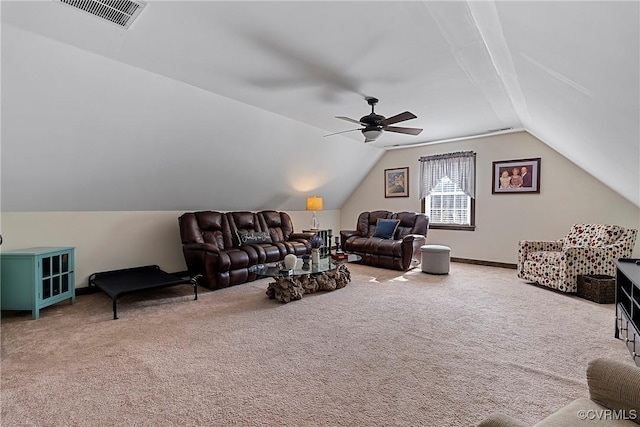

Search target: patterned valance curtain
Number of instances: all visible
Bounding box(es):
[419,151,476,199]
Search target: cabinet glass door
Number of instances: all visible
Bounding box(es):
[40,253,70,301]
[43,257,51,277]
[62,253,69,273]
[42,278,51,299]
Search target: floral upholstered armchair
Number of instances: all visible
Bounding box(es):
[517,224,637,293]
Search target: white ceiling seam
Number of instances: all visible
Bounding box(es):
[466,0,531,127]
[423,1,519,128]
[520,53,593,97]
[385,126,525,151]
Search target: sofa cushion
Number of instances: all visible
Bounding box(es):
[223,247,253,269]
[393,211,423,239]
[236,230,272,246]
[564,224,622,248]
[259,210,295,242]
[359,210,393,237]
[373,219,400,239]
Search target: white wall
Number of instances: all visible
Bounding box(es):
[341,131,640,264]
[2,131,637,289]
[0,210,340,288]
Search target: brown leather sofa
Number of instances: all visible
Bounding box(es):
[179,210,312,289]
[340,210,429,271]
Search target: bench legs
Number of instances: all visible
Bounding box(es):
[110,274,202,320]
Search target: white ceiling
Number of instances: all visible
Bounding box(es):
[1,1,638,209]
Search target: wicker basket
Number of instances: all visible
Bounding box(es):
[577,274,615,304]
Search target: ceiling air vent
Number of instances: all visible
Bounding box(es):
[56,0,147,29]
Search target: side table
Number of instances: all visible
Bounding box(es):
[303,229,333,257]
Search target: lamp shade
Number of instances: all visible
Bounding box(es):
[306,196,323,211]
[362,128,382,141]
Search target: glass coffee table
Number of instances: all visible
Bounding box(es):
[249,254,361,303]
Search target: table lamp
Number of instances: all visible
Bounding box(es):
[306,196,323,230]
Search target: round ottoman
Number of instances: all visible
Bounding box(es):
[421,245,451,275]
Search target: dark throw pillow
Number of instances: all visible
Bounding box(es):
[236,230,272,246]
[372,219,400,239]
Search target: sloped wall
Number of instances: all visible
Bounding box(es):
[1,24,381,212]
[341,131,640,264]
[0,24,376,288]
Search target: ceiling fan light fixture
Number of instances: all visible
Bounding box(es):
[362,128,382,141]
[332,97,422,143]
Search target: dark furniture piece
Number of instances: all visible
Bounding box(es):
[340,210,428,271]
[179,210,313,289]
[615,258,640,366]
[89,265,200,320]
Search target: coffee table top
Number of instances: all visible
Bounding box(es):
[249,254,361,278]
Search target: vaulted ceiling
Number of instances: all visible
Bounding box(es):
[2,1,638,210]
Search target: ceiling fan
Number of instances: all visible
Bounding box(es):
[325,97,423,143]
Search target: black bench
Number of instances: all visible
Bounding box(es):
[89,265,201,319]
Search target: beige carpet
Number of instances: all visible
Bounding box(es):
[1,263,633,426]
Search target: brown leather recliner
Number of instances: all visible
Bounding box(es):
[179,210,312,289]
[340,210,428,271]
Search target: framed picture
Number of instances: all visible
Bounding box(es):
[384,167,409,198]
[492,158,541,194]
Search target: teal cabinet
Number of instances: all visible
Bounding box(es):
[1,247,75,319]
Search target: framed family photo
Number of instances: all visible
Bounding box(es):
[492,158,541,194]
[384,167,409,198]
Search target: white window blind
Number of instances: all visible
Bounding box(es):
[419,151,475,226]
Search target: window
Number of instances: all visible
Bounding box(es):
[425,177,471,225]
[419,151,476,231]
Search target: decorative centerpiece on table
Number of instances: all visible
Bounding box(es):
[301,255,311,270]
[309,235,324,265]
[331,236,348,262]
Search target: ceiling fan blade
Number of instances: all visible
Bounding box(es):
[336,116,364,125]
[384,126,423,135]
[380,111,417,126]
[323,128,362,137]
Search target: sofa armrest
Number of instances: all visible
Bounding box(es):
[403,234,427,256]
[517,240,563,267]
[183,242,233,271]
[608,240,637,256]
[587,358,640,414]
[402,234,426,243]
[518,240,563,253]
[340,230,360,240]
[563,245,629,277]
[340,230,361,251]
[477,413,529,427]
[289,232,315,241]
